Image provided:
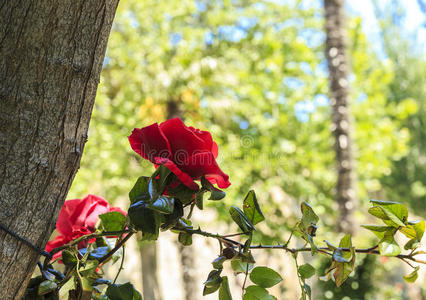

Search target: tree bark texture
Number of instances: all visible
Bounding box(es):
[0,1,119,299]
[324,0,358,233]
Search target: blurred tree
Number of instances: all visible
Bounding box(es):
[324,0,358,234]
[372,0,426,216]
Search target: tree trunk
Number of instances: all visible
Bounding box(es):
[324,0,358,234]
[0,1,119,299]
[140,243,163,300]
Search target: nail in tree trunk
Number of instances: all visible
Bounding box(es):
[324,0,358,233]
[0,1,119,299]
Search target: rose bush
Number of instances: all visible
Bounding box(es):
[26,119,424,299]
[45,194,126,259]
[128,118,231,190]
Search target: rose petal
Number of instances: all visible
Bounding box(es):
[84,195,110,230]
[159,118,208,159]
[211,142,219,159]
[45,235,69,253]
[56,199,84,236]
[187,125,218,158]
[128,123,171,162]
[180,151,231,188]
[155,157,199,190]
[110,206,127,216]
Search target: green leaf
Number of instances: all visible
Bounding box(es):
[59,276,76,299]
[160,199,184,231]
[379,232,401,256]
[249,266,283,288]
[129,176,150,204]
[404,238,420,250]
[152,164,172,193]
[229,206,255,233]
[100,211,127,231]
[400,220,425,241]
[301,202,319,227]
[38,280,57,295]
[327,235,356,287]
[178,232,192,246]
[167,184,196,205]
[203,284,220,296]
[62,250,77,267]
[332,249,349,263]
[212,256,227,269]
[106,282,143,300]
[361,225,394,239]
[147,196,175,214]
[298,264,316,279]
[128,201,161,240]
[403,266,419,283]
[219,276,233,300]
[368,206,390,220]
[304,284,312,300]
[148,177,160,199]
[243,286,275,300]
[201,176,226,200]
[370,200,408,226]
[324,240,337,251]
[231,259,253,274]
[89,246,109,260]
[195,190,205,210]
[204,270,223,288]
[371,200,408,221]
[338,234,353,260]
[235,208,256,233]
[81,276,94,292]
[80,260,99,277]
[299,227,317,255]
[243,190,265,225]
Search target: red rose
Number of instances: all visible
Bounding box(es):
[128,118,230,190]
[45,194,126,259]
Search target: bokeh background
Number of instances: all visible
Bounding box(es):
[68,0,426,299]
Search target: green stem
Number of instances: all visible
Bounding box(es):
[113,244,126,284]
[174,227,426,265]
[98,232,134,264]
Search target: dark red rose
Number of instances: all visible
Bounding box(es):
[128,118,230,190]
[45,194,126,260]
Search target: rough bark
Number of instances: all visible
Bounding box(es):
[324,0,358,233]
[140,243,163,300]
[0,1,119,299]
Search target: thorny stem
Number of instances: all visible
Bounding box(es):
[48,229,134,257]
[175,227,426,266]
[98,232,134,264]
[43,229,134,269]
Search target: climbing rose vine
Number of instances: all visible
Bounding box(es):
[26,119,425,300]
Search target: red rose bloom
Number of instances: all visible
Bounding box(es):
[45,194,126,259]
[128,118,230,190]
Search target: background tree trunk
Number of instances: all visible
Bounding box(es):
[0,1,119,299]
[323,0,358,233]
[140,243,163,300]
